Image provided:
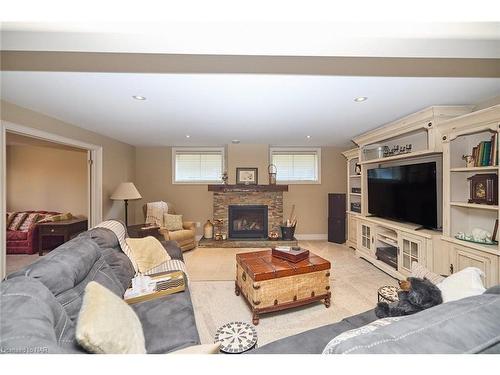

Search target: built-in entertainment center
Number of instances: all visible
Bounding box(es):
[343,104,500,286]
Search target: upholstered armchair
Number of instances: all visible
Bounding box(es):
[142,203,196,251]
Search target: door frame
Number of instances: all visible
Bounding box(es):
[1,120,103,279]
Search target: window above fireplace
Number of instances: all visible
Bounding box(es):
[270,147,321,184]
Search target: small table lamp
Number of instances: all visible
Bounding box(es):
[110,182,142,227]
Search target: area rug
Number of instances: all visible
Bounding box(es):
[186,241,398,346]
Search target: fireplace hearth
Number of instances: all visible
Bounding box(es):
[228,205,268,239]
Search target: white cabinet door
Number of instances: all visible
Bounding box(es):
[398,233,425,276]
[450,243,499,287]
[357,221,373,256]
[347,214,357,248]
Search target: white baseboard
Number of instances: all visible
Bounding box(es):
[295,234,328,240]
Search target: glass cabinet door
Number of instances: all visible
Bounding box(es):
[361,224,371,250]
[401,237,420,272]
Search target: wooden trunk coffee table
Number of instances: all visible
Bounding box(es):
[235,249,331,325]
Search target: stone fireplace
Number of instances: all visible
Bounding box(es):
[210,185,287,238]
[228,205,268,239]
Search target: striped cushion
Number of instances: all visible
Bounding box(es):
[18,213,40,232]
[95,220,139,273]
[144,259,189,283]
[8,213,28,231]
[411,262,445,285]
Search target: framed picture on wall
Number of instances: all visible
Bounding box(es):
[236,168,258,185]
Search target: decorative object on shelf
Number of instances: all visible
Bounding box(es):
[221,171,229,185]
[382,144,413,158]
[268,164,277,185]
[467,173,498,205]
[203,220,214,239]
[236,167,258,185]
[462,154,475,168]
[351,202,361,213]
[354,163,361,175]
[351,187,361,194]
[269,231,280,240]
[110,182,142,227]
[455,229,497,245]
[214,321,257,354]
[493,219,499,242]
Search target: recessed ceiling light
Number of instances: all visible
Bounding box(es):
[232,140,240,144]
[132,95,146,100]
[354,97,367,102]
[306,135,311,139]
[185,134,191,138]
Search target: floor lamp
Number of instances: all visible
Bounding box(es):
[110,182,142,227]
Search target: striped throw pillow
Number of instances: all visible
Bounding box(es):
[18,213,40,232]
[411,262,445,285]
[8,212,28,231]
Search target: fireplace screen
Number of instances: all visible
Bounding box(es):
[228,205,268,239]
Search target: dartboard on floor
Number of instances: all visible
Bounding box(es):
[214,321,258,354]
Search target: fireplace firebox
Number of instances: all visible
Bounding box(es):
[228,205,268,239]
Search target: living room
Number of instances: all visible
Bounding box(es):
[1,1,500,373]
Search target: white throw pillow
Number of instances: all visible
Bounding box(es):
[436,267,486,303]
[76,281,146,354]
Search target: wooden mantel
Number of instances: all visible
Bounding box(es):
[208,184,288,192]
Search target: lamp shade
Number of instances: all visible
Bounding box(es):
[110,182,142,200]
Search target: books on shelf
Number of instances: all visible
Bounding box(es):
[471,133,498,167]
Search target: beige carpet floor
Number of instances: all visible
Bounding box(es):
[184,241,398,346]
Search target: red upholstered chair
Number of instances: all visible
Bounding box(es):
[7,211,60,255]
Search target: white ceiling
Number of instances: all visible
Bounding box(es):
[2,72,500,147]
[2,22,500,58]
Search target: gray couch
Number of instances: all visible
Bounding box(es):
[253,286,500,354]
[0,227,200,354]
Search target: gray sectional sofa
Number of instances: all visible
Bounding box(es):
[253,286,500,354]
[0,227,200,354]
[2,225,500,354]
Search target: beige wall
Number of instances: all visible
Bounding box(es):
[6,144,88,216]
[1,100,136,221]
[134,144,347,236]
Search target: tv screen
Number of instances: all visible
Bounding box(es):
[367,162,439,229]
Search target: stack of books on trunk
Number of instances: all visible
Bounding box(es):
[472,134,498,167]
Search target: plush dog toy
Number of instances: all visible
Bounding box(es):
[375,277,443,318]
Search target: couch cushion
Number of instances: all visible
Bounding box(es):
[8,236,125,321]
[0,276,83,354]
[250,309,378,354]
[84,227,120,249]
[6,230,28,241]
[132,286,200,353]
[326,294,500,354]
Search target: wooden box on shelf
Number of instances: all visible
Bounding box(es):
[468,173,498,205]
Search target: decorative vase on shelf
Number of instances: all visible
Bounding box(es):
[203,220,214,239]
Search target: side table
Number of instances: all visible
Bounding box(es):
[38,218,88,256]
[127,224,163,240]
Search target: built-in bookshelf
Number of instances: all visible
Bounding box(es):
[344,149,361,214]
[441,105,500,268]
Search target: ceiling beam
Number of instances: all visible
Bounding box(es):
[2,51,500,77]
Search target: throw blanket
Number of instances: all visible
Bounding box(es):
[146,201,169,227]
[94,219,189,282]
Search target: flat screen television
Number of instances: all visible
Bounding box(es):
[367,161,440,230]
